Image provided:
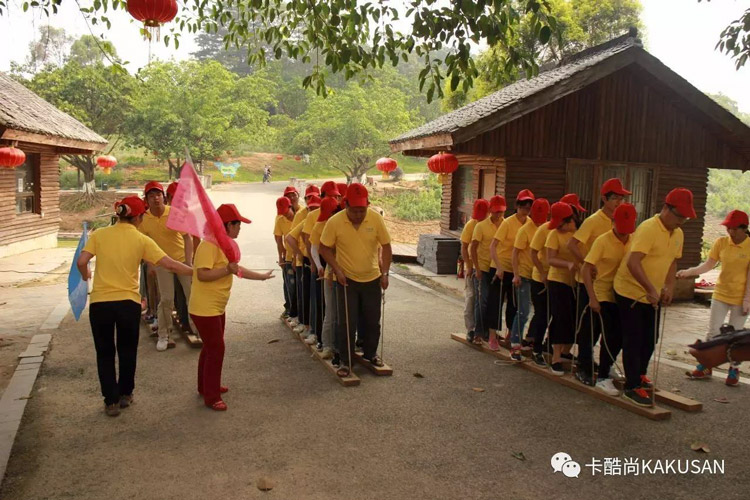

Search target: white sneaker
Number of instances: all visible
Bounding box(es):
[320,348,333,359]
[596,378,620,396]
[304,335,317,345]
[293,324,306,334]
[288,318,300,327]
[156,338,169,352]
[609,365,625,381]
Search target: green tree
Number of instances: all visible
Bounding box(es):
[69,35,118,66]
[708,92,750,126]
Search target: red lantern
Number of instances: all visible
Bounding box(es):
[127,0,178,40]
[276,155,283,161]
[0,146,26,169]
[427,152,459,182]
[103,167,113,175]
[376,157,398,179]
[96,155,117,169]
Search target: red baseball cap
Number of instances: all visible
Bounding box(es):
[115,196,147,218]
[549,201,574,230]
[284,186,298,196]
[320,181,341,197]
[530,198,550,225]
[665,188,696,219]
[559,193,587,213]
[307,194,322,209]
[217,203,251,224]
[614,203,637,234]
[166,181,179,199]
[489,195,507,213]
[721,210,749,229]
[143,181,165,196]
[601,178,632,196]
[516,189,535,202]
[318,197,339,221]
[472,199,490,220]
[305,185,320,197]
[276,196,292,216]
[346,183,369,207]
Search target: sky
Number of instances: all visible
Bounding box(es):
[0,0,748,113]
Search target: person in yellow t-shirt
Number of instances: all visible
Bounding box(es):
[613,188,692,407]
[678,209,750,386]
[581,203,637,396]
[140,181,196,351]
[190,204,274,411]
[274,196,296,320]
[320,183,392,378]
[490,189,535,356]
[529,218,553,363]
[510,198,549,361]
[77,196,192,417]
[286,185,319,333]
[545,202,579,376]
[460,199,489,344]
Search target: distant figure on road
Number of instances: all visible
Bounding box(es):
[263,165,272,183]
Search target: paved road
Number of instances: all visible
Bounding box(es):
[1,182,747,499]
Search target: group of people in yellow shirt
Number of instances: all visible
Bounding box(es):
[274,181,392,378]
[460,178,749,407]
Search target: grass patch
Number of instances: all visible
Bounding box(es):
[57,238,80,248]
[371,174,442,221]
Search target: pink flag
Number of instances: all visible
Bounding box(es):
[167,158,240,262]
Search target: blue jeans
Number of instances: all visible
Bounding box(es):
[477,269,501,337]
[283,263,297,318]
[510,277,532,346]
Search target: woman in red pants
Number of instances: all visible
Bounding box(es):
[189,204,274,411]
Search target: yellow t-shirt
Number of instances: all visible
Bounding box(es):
[513,219,538,279]
[139,205,187,262]
[310,220,326,246]
[545,229,576,287]
[572,209,613,283]
[493,213,526,271]
[189,241,233,316]
[320,209,391,283]
[84,223,166,304]
[291,207,309,261]
[530,222,552,283]
[289,221,306,266]
[709,236,750,306]
[460,219,479,245]
[584,230,631,303]
[472,216,503,273]
[303,208,320,235]
[614,215,683,303]
[273,214,294,262]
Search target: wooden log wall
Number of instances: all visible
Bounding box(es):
[504,158,567,203]
[0,141,60,247]
[442,155,505,237]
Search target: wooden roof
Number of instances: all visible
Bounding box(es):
[0,71,107,152]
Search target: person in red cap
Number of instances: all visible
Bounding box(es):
[165,179,194,338]
[140,181,197,351]
[470,195,506,349]
[678,209,750,386]
[460,199,489,343]
[285,185,318,332]
[490,189,535,354]
[511,197,550,361]
[528,203,556,365]
[166,181,179,204]
[319,183,392,377]
[545,201,579,375]
[567,178,631,385]
[559,193,587,228]
[613,187,693,406]
[283,185,300,213]
[76,196,193,417]
[190,204,274,411]
[336,182,349,209]
[581,203,637,396]
[273,196,296,321]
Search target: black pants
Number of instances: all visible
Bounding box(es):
[284,263,298,318]
[302,258,312,326]
[174,275,190,330]
[89,300,141,406]
[575,283,602,375]
[336,278,381,366]
[597,301,623,380]
[479,268,502,336]
[530,280,548,354]
[312,272,323,342]
[615,292,660,390]
[500,271,517,331]
[548,281,575,345]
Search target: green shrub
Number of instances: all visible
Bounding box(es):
[372,174,442,221]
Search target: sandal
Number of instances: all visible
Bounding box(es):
[220,386,229,394]
[367,356,385,367]
[206,400,228,411]
[336,366,351,378]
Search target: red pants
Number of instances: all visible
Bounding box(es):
[190,313,226,405]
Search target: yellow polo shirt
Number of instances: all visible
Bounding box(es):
[614,215,683,303]
[273,215,294,262]
[545,229,576,287]
[460,219,480,245]
[289,221,306,266]
[572,209,613,283]
[139,205,187,262]
[291,207,309,261]
[320,209,391,283]
[303,208,320,235]
[584,230,631,303]
[310,220,325,246]
[513,219,538,279]
[84,223,166,304]
[472,216,503,272]
[189,240,233,316]
[709,236,750,306]
[530,222,552,283]
[493,214,526,272]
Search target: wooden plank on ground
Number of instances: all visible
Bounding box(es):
[451,334,671,421]
[655,389,703,412]
[353,353,393,376]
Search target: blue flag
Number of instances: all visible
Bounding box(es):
[68,222,89,321]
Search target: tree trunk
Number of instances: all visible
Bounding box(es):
[82,179,96,195]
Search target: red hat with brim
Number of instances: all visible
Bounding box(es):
[276,196,291,216]
[307,194,322,209]
[166,182,178,199]
[318,197,339,221]
[472,199,490,220]
[530,198,550,225]
[144,181,165,196]
[305,185,320,197]
[346,183,369,208]
[559,193,587,213]
[549,202,574,230]
[115,196,147,218]
[284,186,298,196]
[721,210,749,229]
[614,203,637,235]
[217,203,251,224]
[601,178,632,196]
[516,189,535,202]
[665,188,696,219]
[489,195,507,213]
[320,181,341,197]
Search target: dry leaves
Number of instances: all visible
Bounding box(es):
[472,387,485,393]
[511,451,527,461]
[713,397,730,404]
[267,339,280,344]
[257,477,275,491]
[413,372,424,378]
[690,442,711,453]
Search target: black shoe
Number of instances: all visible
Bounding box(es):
[331,354,341,367]
[623,388,653,407]
[521,338,534,349]
[550,363,564,376]
[466,331,475,343]
[316,342,323,351]
[575,370,594,386]
[561,353,573,360]
[532,352,547,367]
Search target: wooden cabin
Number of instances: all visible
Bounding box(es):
[390,30,750,297]
[0,71,107,258]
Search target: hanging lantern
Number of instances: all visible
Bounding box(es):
[127,0,179,40]
[376,157,398,180]
[103,167,112,175]
[427,152,459,182]
[96,155,117,169]
[0,146,26,169]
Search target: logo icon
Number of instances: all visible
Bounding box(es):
[551,452,581,478]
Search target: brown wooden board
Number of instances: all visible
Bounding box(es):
[451,334,671,421]
[171,313,203,347]
[353,352,393,376]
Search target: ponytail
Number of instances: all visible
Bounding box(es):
[115,201,136,223]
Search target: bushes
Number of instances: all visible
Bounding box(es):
[373,174,442,221]
[59,169,125,190]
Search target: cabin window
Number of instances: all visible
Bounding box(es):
[451,165,474,230]
[15,153,40,215]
